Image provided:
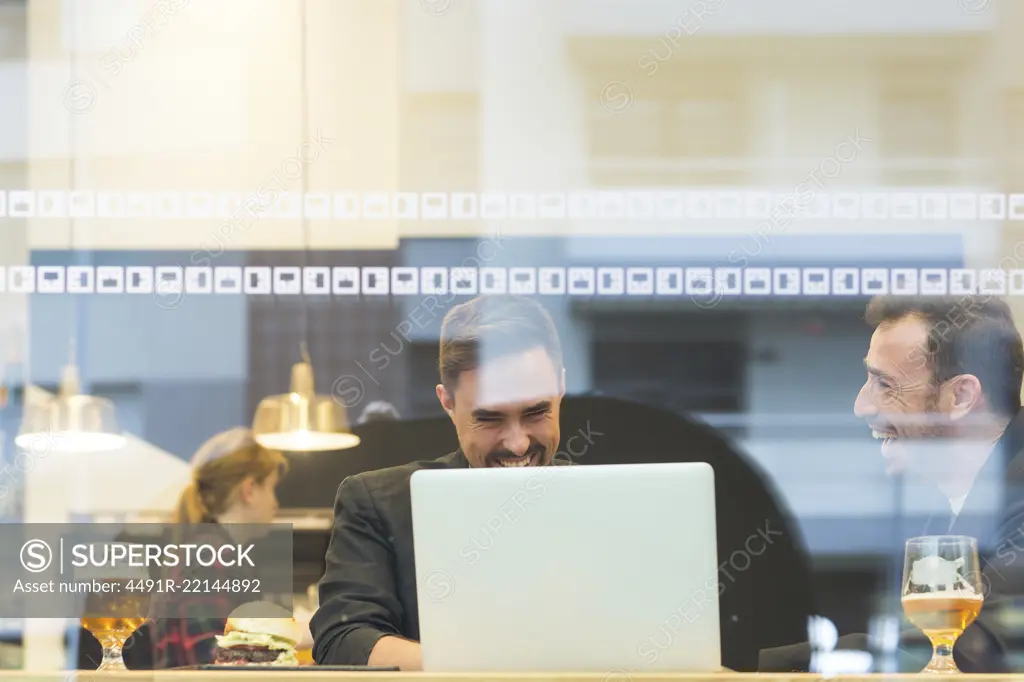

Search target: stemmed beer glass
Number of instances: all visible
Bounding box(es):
[77,543,152,671]
[902,536,984,674]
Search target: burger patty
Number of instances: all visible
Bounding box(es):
[214,646,285,665]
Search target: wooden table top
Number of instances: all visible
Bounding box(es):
[5,673,1024,682]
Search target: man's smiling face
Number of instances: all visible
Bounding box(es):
[853,314,951,475]
[436,346,564,468]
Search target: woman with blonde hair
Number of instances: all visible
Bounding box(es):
[172,427,287,525]
[148,427,291,668]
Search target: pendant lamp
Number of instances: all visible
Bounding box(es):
[252,344,360,452]
[250,1,358,454]
[16,341,126,453]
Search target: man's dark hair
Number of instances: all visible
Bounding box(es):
[865,295,1024,415]
[439,295,563,392]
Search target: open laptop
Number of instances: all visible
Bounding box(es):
[410,462,721,673]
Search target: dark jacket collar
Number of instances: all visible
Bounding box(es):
[968,409,1024,500]
[444,449,469,468]
[948,408,1024,533]
[997,409,1024,481]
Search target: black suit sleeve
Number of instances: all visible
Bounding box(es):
[311,475,407,665]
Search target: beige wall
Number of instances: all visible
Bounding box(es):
[21,3,1023,249]
[27,0,400,251]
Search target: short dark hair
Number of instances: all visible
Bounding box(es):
[865,295,1024,415]
[439,295,563,392]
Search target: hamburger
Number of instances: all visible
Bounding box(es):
[213,616,300,666]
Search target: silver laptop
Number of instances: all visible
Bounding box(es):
[410,462,721,673]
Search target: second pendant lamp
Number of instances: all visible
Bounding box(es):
[252,344,360,453]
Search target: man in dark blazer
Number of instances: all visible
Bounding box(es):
[760,294,1024,672]
[311,295,567,670]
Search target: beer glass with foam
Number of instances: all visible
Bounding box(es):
[76,543,152,670]
[902,536,984,674]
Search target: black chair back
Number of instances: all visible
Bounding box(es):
[557,396,816,671]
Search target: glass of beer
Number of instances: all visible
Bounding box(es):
[77,543,152,671]
[902,536,984,674]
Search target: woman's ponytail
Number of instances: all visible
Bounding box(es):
[173,428,288,526]
[172,480,209,524]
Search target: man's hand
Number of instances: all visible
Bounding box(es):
[368,635,423,671]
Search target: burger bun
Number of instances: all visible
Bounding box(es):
[224,616,300,646]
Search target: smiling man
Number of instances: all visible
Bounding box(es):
[311,294,565,670]
[853,295,1024,514]
[761,294,1024,673]
[850,295,1024,672]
